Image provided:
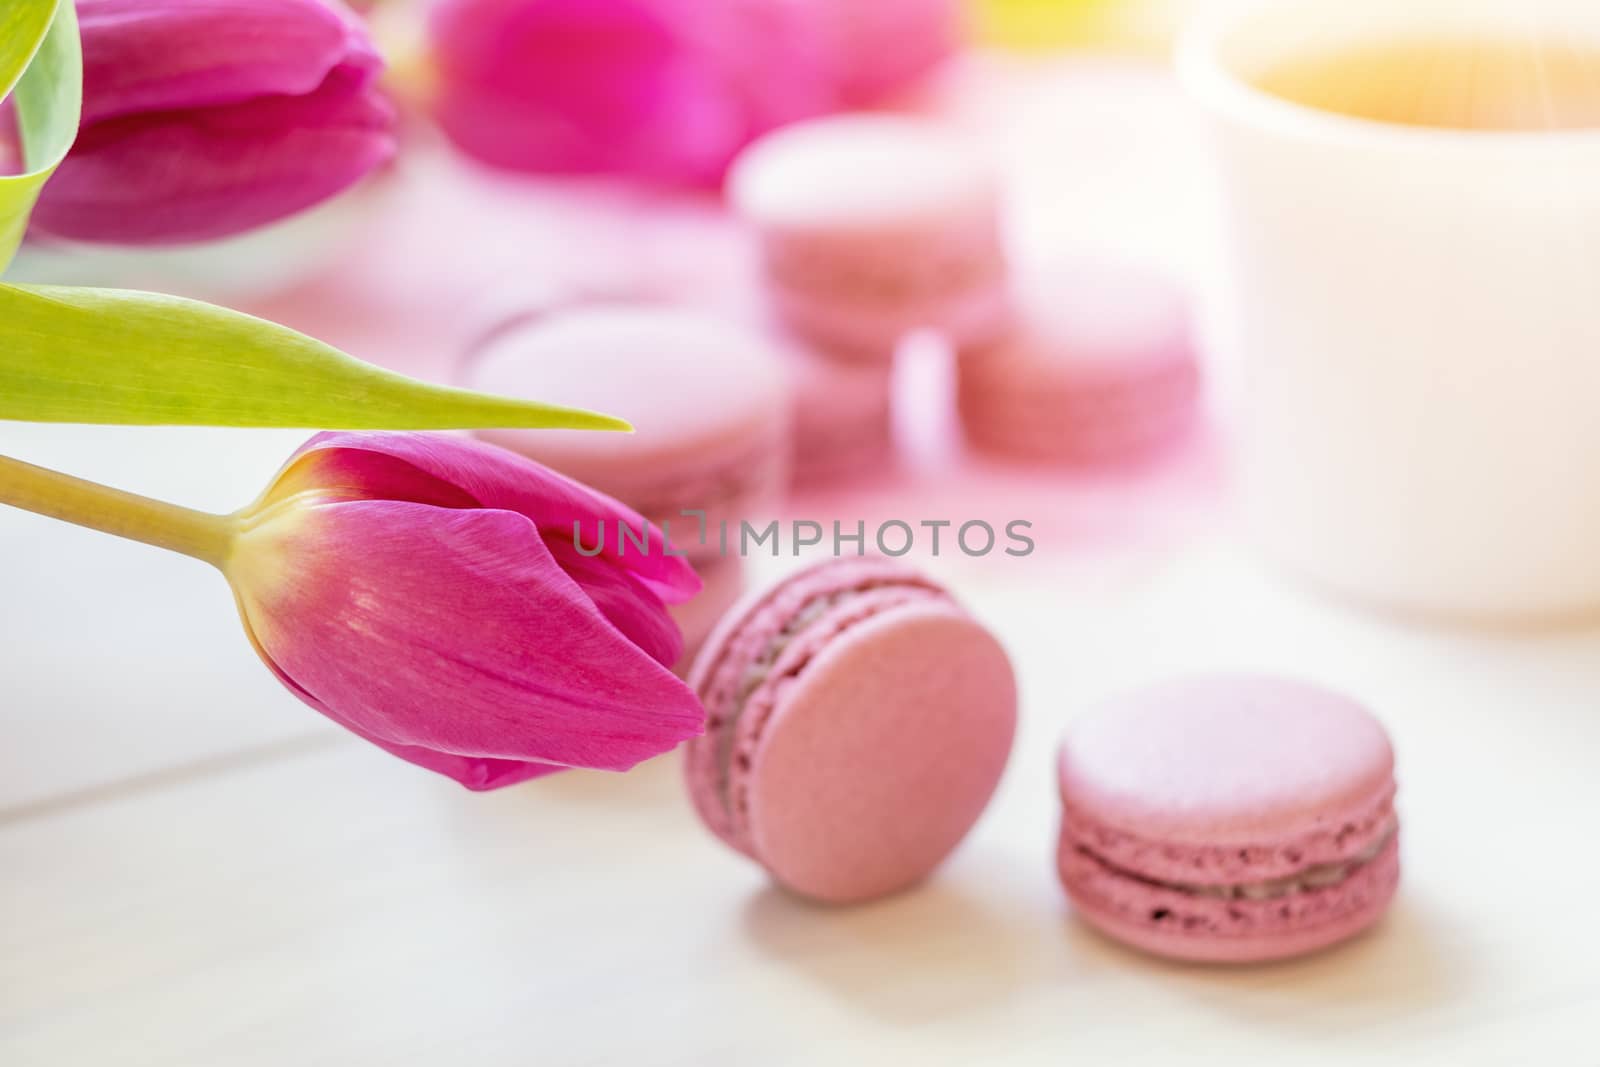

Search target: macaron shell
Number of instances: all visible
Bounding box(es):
[770,272,1012,358]
[741,604,1017,903]
[1058,675,1396,848]
[957,262,1198,461]
[1061,833,1401,964]
[467,308,790,483]
[466,308,792,527]
[732,115,1011,357]
[684,560,949,856]
[730,115,996,229]
[959,355,1199,462]
[989,261,1194,380]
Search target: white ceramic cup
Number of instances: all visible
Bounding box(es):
[1181,0,1600,624]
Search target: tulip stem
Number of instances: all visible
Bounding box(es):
[0,452,234,567]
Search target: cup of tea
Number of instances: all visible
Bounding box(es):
[1181,0,1600,623]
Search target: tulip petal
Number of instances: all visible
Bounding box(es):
[76,0,380,125]
[429,0,833,183]
[338,733,570,791]
[827,0,960,104]
[283,432,702,606]
[31,65,395,244]
[431,0,740,180]
[231,499,704,785]
[239,607,567,790]
[541,538,683,668]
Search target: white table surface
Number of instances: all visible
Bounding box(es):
[5,508,1599,1065]
[4,57,1598,1066]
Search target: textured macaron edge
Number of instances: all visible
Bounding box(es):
[770,279,1013,359]
[958,348,1201,461]
[684,559,952,857]
[1059,831,1401,962]
[1058,779,1398,887]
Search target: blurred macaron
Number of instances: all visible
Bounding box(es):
[958,261,1198,463]
[784,341,896,488]
[463,304,792,558]
[730,114,1011,360]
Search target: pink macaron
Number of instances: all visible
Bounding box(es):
[1057,675,1400,963]
[959,262,1199,463]
[785,343,895,487]
[464,305,792,560]
[729,114,1011,360]
[686,558,1017,904]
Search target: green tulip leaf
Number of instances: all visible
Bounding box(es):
[0,0,81,272]
[0,284,631,430]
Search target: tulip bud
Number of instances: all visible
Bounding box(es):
[225,432,705,789]
[30,0,397,245]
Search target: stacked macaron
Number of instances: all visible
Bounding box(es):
[728,112,1200,478]
[959,262,1200,463]
[728,114,1012,488]
[783,341,897,485]
[462,303,793,669]
[730,114,1012,361]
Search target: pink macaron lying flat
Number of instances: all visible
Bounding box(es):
[1057,675,1400,963]
[959,262,1199,463]
[464,305,791,560]
[730,115,1011,360]
[686,558,1017,904]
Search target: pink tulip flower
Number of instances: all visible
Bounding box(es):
[227,432,705,790]
[427,0,837,184]
[827,0,962,105]
[29,0,397,245]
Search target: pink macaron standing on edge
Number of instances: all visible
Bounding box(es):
[729,114,1011,361]
[686,558,1017,904]
[463,305,792,561]
[1057,675,1400,963]
[959,261,1199,463]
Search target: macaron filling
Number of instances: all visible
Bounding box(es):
[1068,822,1397,903]
[766,242,1005,302]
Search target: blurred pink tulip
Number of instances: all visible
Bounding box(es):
[828,0,962,105]
[428,0,837,184]
[227,432,705,790]
[30,0,397,245]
